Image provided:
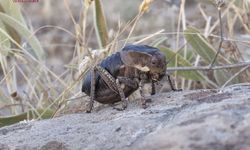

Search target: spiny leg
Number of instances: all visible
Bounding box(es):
[167,75,182,91]
[86,68,96,113]
[95,66,118,94]
[115,79,128,110]
[114,77,140,110]
[139,79,147,109]
[95,66,129,111]
[151,81,156,95]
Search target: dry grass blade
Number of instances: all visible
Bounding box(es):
[84,0,94,9]
[0,109,54,127]
[221,65,250,88]
[134,29,165,44]
[0,21,10,55]
[93,0,109,48]
[0,12,45,60]
[0,0,26,25]
[139,0,153,13]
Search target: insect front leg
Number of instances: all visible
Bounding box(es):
[115,79,128,110]
[139,79,147,109]
[167,75,182,91]
[138,73,149,109]
[151,81,156,95]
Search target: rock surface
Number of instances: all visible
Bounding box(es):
[1,84,250,150]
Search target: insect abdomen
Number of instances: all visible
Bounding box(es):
[81,52,124,103]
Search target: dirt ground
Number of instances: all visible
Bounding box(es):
[1,84,250,150]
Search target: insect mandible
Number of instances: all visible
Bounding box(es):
[82,44,179,113]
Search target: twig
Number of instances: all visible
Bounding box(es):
[167,61,250,71]
[65,95,88,102]
[221,65,250,88]
[210,0,225,67]
[0,103,28,110]
[134,29,165,44]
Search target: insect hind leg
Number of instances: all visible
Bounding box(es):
[95,65,128,111]
[86,68,96,113]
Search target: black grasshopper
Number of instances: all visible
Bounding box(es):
[82,44,178,113]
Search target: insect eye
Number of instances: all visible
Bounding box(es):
[151,57,158,65]
[151,60,157,65]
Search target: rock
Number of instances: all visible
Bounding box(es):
[1,84,250,150]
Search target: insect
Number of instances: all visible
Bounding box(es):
[82,44,179,113]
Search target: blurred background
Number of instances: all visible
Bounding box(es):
[0,0,250,126]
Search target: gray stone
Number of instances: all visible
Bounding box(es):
[1,84,250,150]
